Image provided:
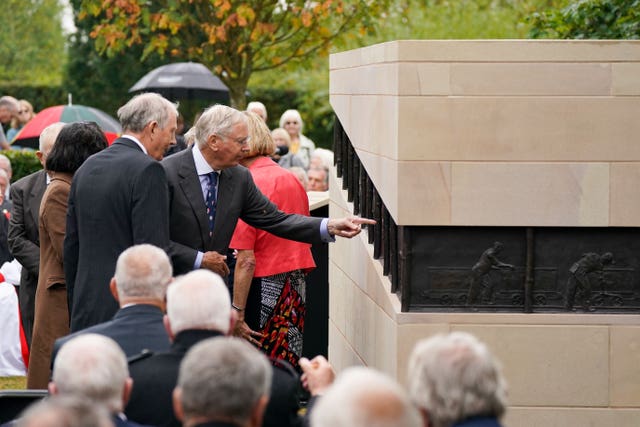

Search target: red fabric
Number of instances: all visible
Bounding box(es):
[8,273,29,369]
[229,157,315,277]
[18,303,29,368]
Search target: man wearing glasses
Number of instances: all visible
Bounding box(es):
[163,104,373,279]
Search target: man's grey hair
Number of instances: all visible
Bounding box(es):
[177,337,272,425]
[39,122,65,153]
[166,269,231,335]
[408,332,507,427]
[53,334,129,412]
[113,244,172,300]
[194,104,246,149]
[311,366,422,427]
[17,395,112,427]
[117,92,178,133]
[0,96,19,113]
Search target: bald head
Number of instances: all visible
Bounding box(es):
[37,122,65,167]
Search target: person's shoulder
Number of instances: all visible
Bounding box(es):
[12,169,44,189]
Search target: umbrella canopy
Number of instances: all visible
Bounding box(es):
[13,104,121,149]
[129,62,229,103]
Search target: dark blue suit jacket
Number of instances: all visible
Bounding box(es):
[51,304,170,365]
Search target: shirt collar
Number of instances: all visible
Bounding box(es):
[192,143,215,176]
[121,134,148,155]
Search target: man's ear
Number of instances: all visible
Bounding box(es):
[109,279,119,302]
[172,387,184,422]
[48,382,57,395]
[227,310,237,336]
[122,377,133,407]
[164,314,175,341]
[249,395,269,427]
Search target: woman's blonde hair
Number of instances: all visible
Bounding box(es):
[244,111,276,157]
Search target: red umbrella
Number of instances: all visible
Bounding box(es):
[12,104,122,149]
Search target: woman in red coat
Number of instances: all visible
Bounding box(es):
[230,112,315,368]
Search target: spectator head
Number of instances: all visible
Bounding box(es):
[243,111,276,157]
[247,101,267,122]
[13,100,35,128]
[45,122,108,175]
[111,244,172,306]
[193,104,249,170]
[307,167,328,192]
[17,395,112,427]
[174,337,272,427]
[51,334,132,413]
[279,109,304,138]
[0,169,9,197]
[310,148,334,170]
[408,332,507,427]
[165,269,232,337]
[288,166,308,191]
[0,96,19,124]
[117,93,179,161]
[311,367,422,427]
[271,128,291,148]
[37,122,65,167]
[0,154,12,180]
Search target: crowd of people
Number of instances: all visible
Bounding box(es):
[0,92,509,427]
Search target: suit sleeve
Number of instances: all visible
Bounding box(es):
[240,172,323,244]
[63,180,79,311]
[131,161,171,251]
[8,179,40,274]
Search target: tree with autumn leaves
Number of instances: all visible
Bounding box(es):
[80,0,392,108]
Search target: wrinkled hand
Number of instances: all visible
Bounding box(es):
[201,251,229,277]
[327,216,376,239]
[232,319,264,346]
[299,355,336,396]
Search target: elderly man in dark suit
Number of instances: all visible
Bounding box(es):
[8,122,64,346]
[125,269,303,427]
[50,334,149,427]
[64,93,178,332]
[173,337,272,427]
[51,244,172,364]
[162,104,373,278]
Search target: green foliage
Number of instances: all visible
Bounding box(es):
[0,0,67,86]
[5,150,42,183]
[528,0,640,38]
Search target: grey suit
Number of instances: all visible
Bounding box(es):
[162,148,324,275]
[64,138,171,332]
[8,169,47,346]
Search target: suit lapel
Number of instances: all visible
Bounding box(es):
[214,168,235,239]
[28,171,47,229]
[177,151,210,245]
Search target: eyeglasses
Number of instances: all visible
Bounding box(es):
[285,121,298,125]
[216,133,250,145]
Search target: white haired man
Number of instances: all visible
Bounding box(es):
[8,122,63,346]
[162,104,373,278]
[408,332,508,427]
[51,244,172,363]
[50,333,146,427]
[65,93,178,332]
[309,366,422,427]
[173,337,272,427]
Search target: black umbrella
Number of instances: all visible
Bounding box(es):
[129,62,229,103]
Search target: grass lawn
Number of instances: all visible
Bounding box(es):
[0,377,26,390]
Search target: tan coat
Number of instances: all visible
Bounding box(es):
[27,172,72,389]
